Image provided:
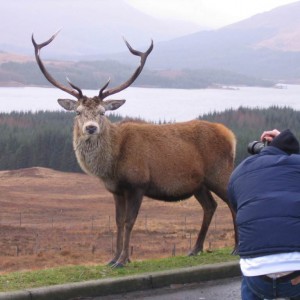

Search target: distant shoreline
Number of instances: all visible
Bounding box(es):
[0,82,288,90]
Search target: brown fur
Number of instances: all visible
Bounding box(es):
[70,103,237,266]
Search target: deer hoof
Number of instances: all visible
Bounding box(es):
[107,260,116,266]
[187,249,203,256]
[111,261,124,268]
[231,247,238,255]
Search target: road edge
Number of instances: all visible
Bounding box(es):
[0,261,241,300]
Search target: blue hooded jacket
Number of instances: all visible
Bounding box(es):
[228,130,300,258]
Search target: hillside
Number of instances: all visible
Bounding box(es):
[145,1,300,81]
[3,2,300,87]
[0,0,202,58]
[0,52,33,64]
[2,105,300,273]
[0,166,234,273]
[228,1,300,52]
[1,107,300,174]
[0,107,300,274]
[0,56,273,89]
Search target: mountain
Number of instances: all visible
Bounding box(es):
[0,0,203,59]
[142,1,300,81]
[229,2,300,52]
[0,52,33,64]
[3,1,300,86]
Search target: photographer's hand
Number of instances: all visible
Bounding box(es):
[260,129,281,143]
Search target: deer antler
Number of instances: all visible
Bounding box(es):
[32,31,83,100]
[99,38,153,100]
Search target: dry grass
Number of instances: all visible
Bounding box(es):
[0,167,235,274]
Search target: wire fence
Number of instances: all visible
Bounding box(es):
[0,208,235,259]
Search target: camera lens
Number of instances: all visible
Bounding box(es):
[247,141,265,155]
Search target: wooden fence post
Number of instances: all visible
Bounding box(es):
[145,215,148,231]
[172,244,176,256]
[91,216,94,231]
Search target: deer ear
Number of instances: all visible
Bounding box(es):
[102,99,126,111]
[58,99,78,111]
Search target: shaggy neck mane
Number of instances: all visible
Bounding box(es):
[73,121,117,179]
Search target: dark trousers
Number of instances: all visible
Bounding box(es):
[242,272,300,300]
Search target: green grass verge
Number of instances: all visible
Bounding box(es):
[0,247,238,292]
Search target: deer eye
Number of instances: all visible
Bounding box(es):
[76,111,81,116]
[99,107,105,116]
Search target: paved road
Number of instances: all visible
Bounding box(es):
[89,277,242,300]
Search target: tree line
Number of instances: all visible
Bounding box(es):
[0,106,299,172]
[0,111,122,172]
[200,106,300,164]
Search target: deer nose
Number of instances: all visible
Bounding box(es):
[85,125,98,134]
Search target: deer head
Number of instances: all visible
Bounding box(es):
[32,31,153,137]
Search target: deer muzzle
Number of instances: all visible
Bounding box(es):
[83,122,100,135]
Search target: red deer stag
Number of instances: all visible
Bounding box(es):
[32,32,237,267]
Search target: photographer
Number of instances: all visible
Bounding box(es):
[228,129,300,300]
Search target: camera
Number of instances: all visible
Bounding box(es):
[247,140,270,155]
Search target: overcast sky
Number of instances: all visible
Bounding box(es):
[126,0,298,28]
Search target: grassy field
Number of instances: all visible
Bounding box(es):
[0,248,238,292]
[0,167,235,275]
[0,168,237,293]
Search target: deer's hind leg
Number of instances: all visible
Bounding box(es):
[210,184,238,254]
[188,186,217,256]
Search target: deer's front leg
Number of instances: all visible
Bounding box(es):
[115,189,144,267]
[108,194,126,266]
